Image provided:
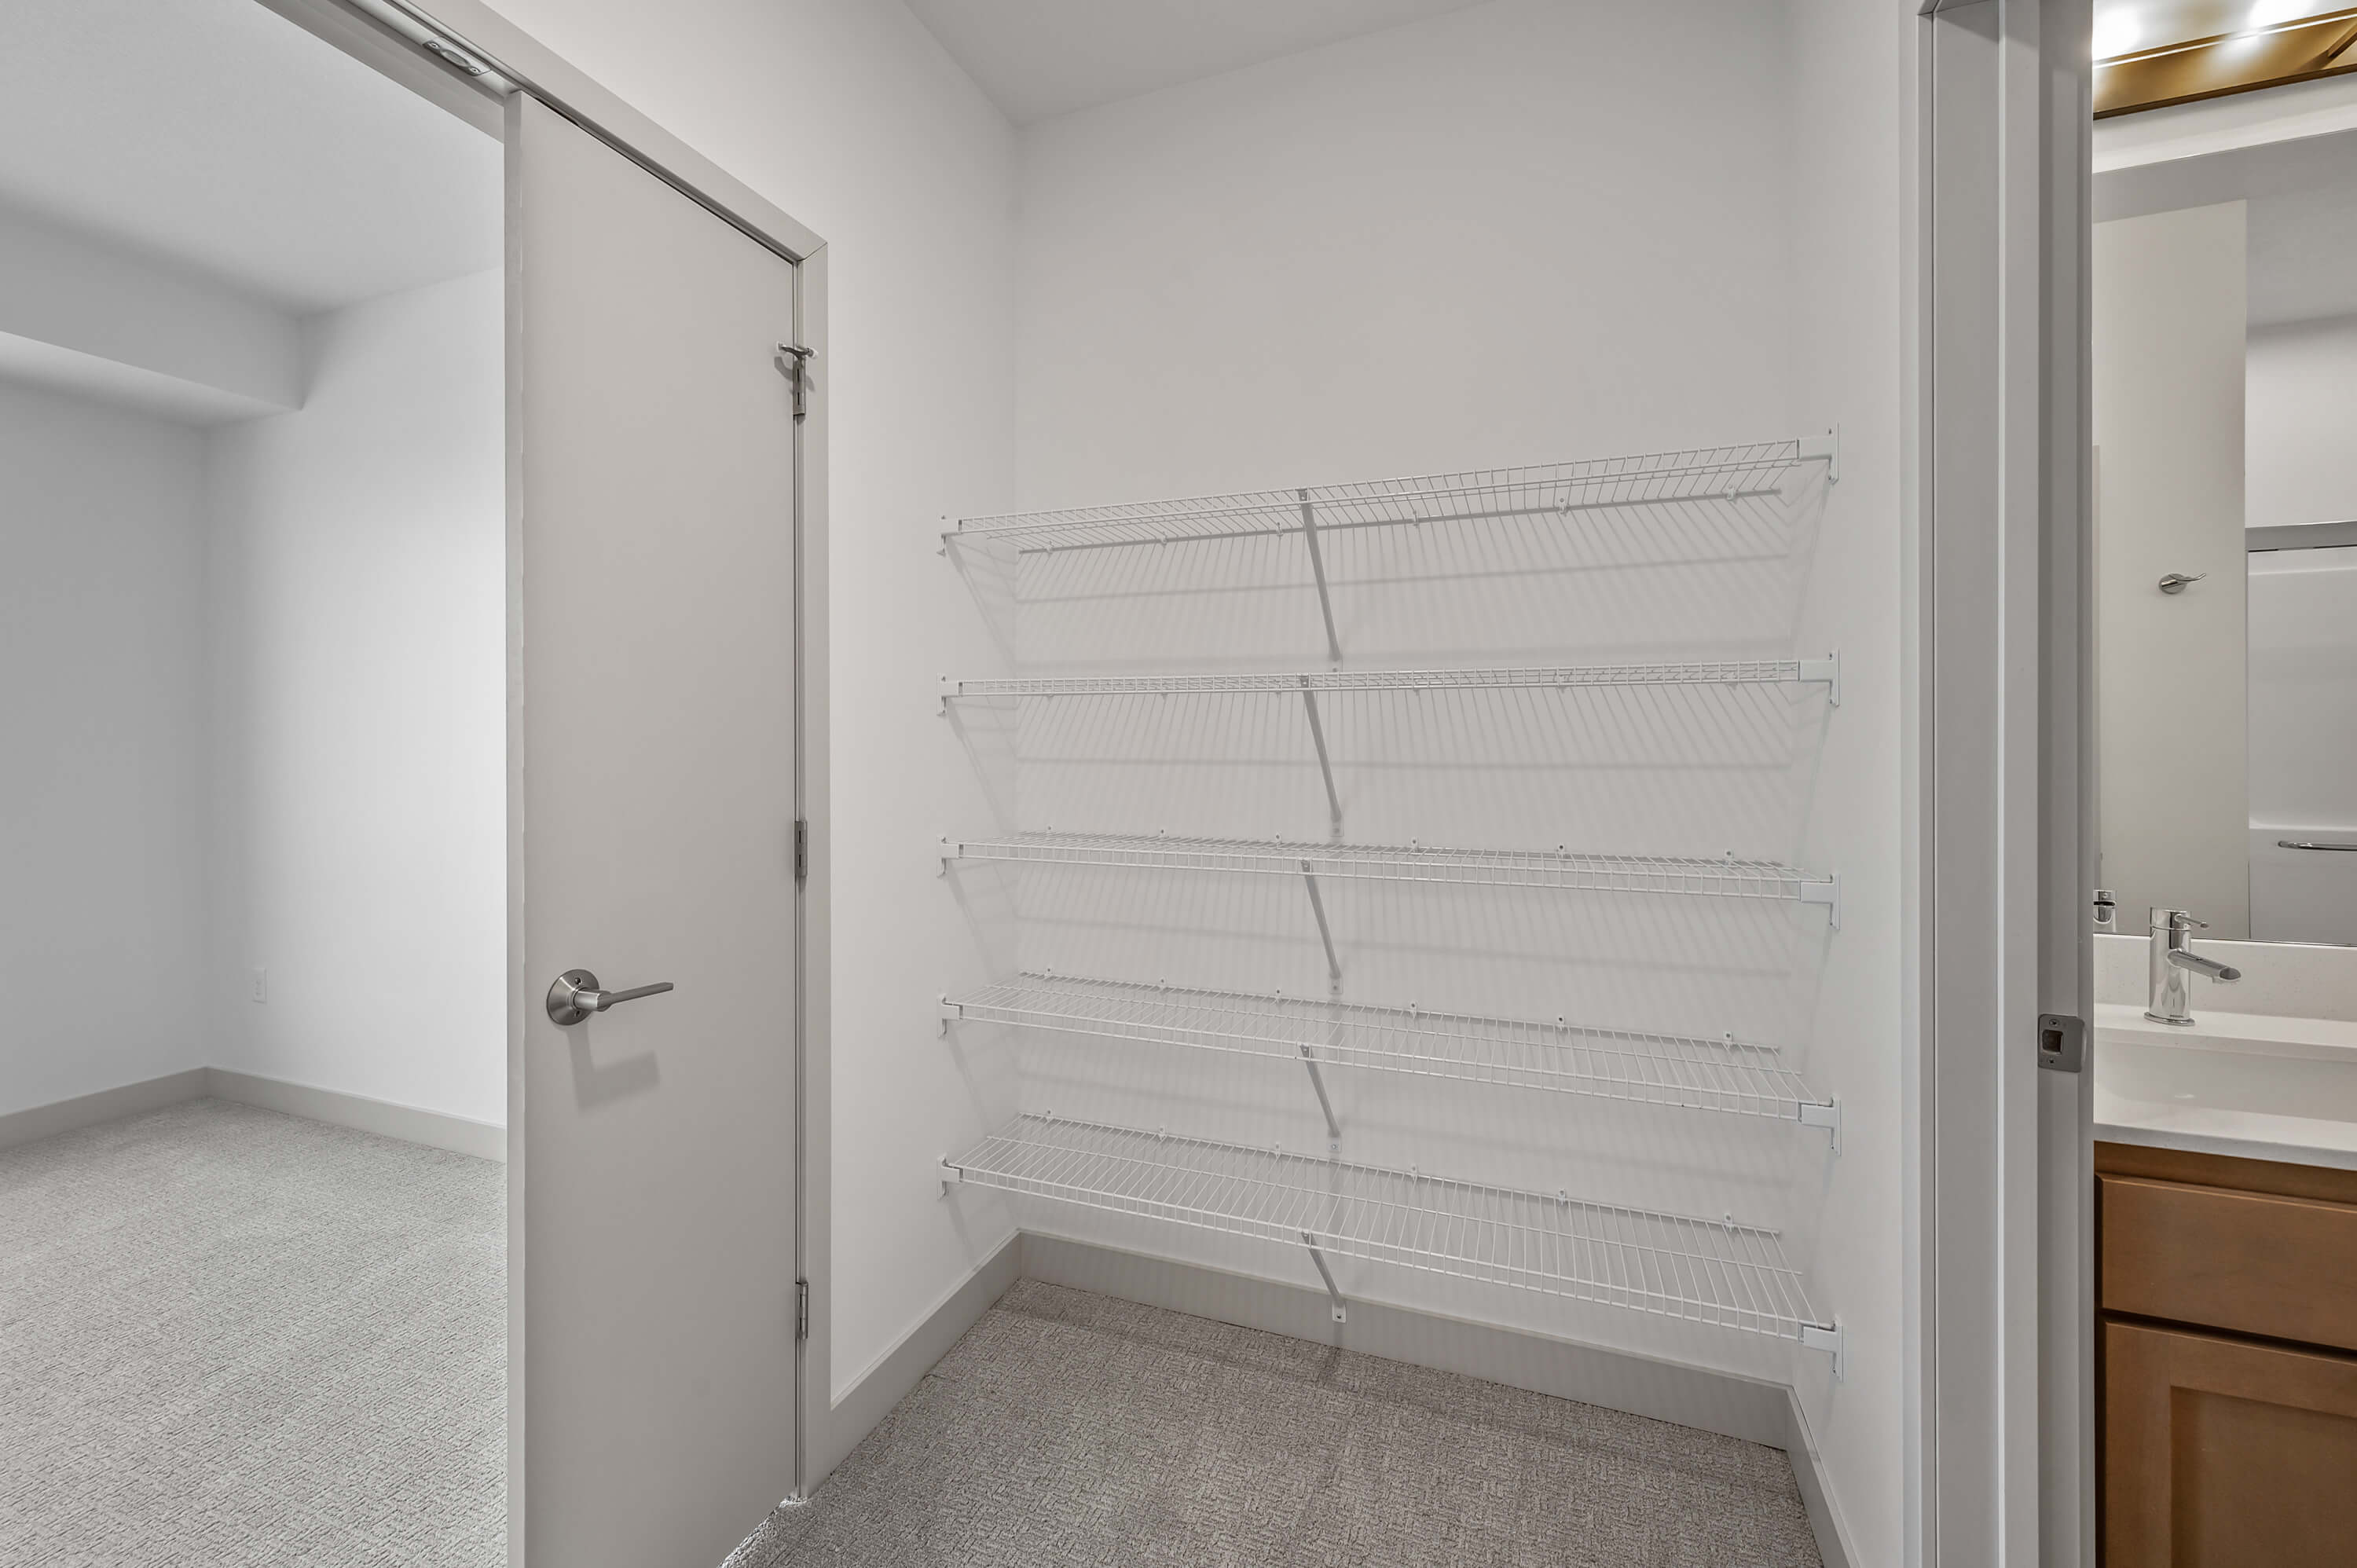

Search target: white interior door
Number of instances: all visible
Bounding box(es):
[508,93,801,1568]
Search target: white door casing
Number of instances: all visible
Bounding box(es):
[508,91,801,1568]
[1915,2,2094,1566]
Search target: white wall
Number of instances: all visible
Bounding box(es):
[1003,2,1904,1559]
[2245,546,2357,944]
[0,381,208,1116]
[2248,313,2357,527]
[2094,202,2250,935]
[479,0,1021,1398]
[1783,2,1908,1559]
[203,269,506,1127]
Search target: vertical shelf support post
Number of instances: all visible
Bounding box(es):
[1299,490,1343,665]
[1299,863,1343,994]
[1299,1044,1342,1145]
[1301,1233,1348,1323]
[1299,861,1346,1145]
[1299,680,1343,837]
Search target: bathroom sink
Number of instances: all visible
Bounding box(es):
[2095,1002,2357,1166]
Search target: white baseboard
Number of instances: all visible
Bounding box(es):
[1777,1388,1860,1568]
[0,1066,504,1163]
[206,1068,505,1161]
[0,1068,211,1152]
[1020,1232,1855,1568]
[808,1231,1021,1489]
[1021,1230,1794,1439]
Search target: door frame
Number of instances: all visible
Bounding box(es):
[1912,2,2093,1566]
[252,0,834,1545]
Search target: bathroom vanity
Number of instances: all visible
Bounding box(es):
[2091,936,2357,1565]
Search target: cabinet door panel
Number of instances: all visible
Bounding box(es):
[2106,1320,2357,1566]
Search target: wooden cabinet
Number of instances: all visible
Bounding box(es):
[2101,1174,2357,1353]
[2097,1142,2357,1568]
[2103,1319,2357,1566]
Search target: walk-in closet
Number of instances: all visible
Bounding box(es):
[5,2,2104,1566]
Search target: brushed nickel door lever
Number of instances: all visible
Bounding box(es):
[546,969,675,1026]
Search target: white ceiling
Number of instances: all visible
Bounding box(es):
[906,0,1491,125]
[0,0,499,315]
[2096,123,2357,325]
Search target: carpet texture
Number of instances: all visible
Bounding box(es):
[735,1279,1823,1568]
[0,1099,504,1567]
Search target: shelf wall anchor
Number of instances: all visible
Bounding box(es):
[1797,651,1841,708]
[1798,1097,1842,1154]
[1302,1233,1348,1323]
[1799,1317,1845,1380]
[1798,426,1840,485]
[1800,870,1840,929]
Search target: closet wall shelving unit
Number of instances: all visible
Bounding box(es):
[938,437,1847,1370]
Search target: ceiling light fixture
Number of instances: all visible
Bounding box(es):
[2245,0,2318,27]
[2094,14,2143,58]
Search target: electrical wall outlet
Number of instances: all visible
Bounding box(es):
[250,967,267,1004]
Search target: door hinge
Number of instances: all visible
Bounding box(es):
[775,343,812,420]
[796,1278,811,1341]
[2037,1012,2086,1074]
[794,818,808,884]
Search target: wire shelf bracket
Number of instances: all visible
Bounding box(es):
[945,437,1842,555]
[940,973,1835,1127]
[1797,1096,1842,1154]
[941,1113,1838,1350]
[944,831,1841,924]
[1798,1317,1846,1380]
[1303,1233,1348,1323]
[1800,869,1840,929]
[1299,489,1343,665]
[1798,426,1839,485]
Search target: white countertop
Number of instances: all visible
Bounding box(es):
[2095,1003,2357,1171]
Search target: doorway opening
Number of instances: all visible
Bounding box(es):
[0,1,507,1561]
[2085,5,2357,1560]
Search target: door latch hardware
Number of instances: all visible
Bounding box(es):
[2036,1012,2086,1074]
[545,969,675,1027]
[420,36,490,75]
[775,343,813,419]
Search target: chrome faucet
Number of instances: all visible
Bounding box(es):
[2146,907,2242,1026]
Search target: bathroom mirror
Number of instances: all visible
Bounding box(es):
[2092,98,2357,947]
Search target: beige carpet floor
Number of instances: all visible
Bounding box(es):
[0,1099,504,1567]
[4,1101,1823,1567]
[735,1278,1823,1568]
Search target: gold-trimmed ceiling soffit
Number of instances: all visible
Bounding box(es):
[2096,7,2357,116]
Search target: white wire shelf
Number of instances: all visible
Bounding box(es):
[942,1113,1829,1342]
[942,831,1840,919]
[947,436,1837,555]
[940,654,1840,705]
[943,973,1835,1127]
